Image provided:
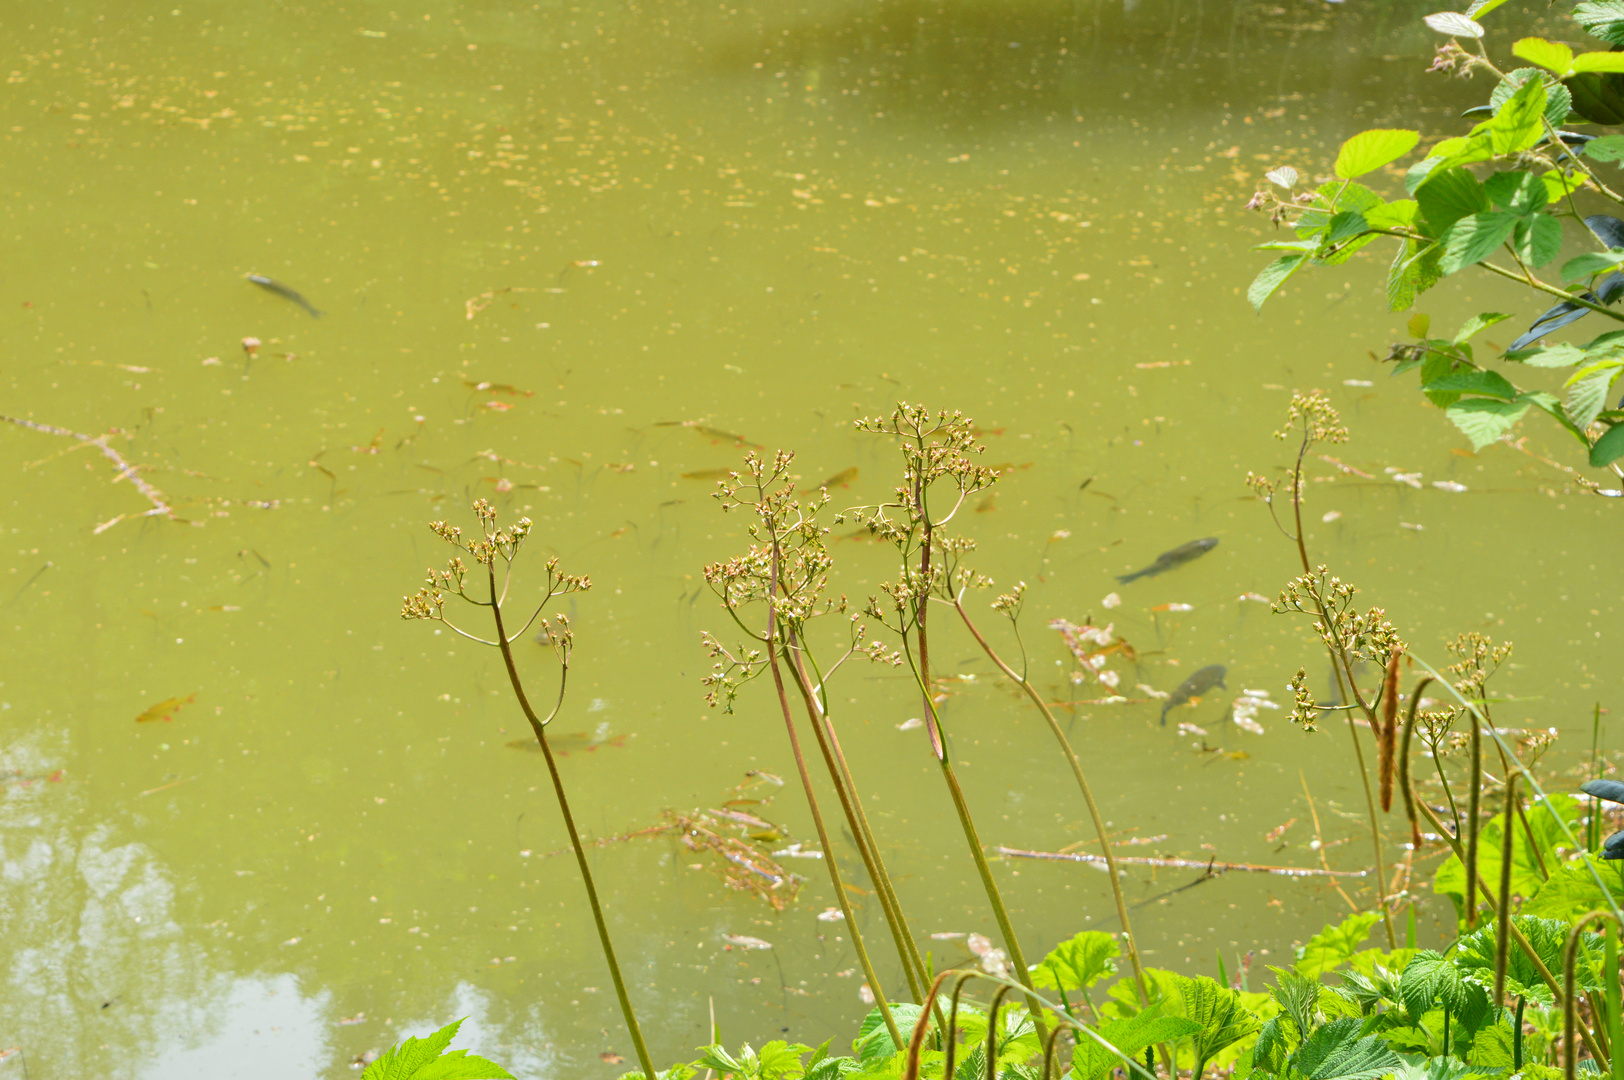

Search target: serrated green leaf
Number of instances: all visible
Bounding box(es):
[1453,312,1512,343]
[362,1020,515,1080]
[1249,253,1307,311]
[1424,11,1485,37]
[1291,1017,1403,1080]
[1034,930,1120,993]
[1483,170,1547,214]
[1334,130,1421,180]
[1513,37,1575,75]
[1398,951,1469,1024]
[1364,199,1420,230]
[1514,214,1564,268]
[1492,68,1575,129]
[1576,0,1624,45]
[1438,211,1519,274]
[1469,1019,1516,1067]
[1323,211,1371,247]
[1564,358,1624,427]
[1295,912,1380,980]
[1072,1003,1203,1080]
[1445,398,1531,448]
[1587,134,1624,163]
[1416,168,1492,236]
[1488,77,1548,154]
[1563,250,1624,282]
[852,1004,922,1062]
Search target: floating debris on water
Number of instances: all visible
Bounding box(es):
[1178,722,1208,737]
[815,907,845,922]
[1386,468,1423,489]
[1101,592,1122,609]
[722,934,772,950]
[895,717,923,731]
[1432,480,1468,492]
[1399,522,1424,531]
[1238,592,1272,603]
[1321,510,1342,523]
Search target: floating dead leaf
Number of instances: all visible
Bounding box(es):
[723,934,772,950]
[600,1052,624,1065]
[464,380,535,397]
[135,694,196,723]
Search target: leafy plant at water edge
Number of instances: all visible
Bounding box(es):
[1242,5,1624,482]
[361,1019,514,1080]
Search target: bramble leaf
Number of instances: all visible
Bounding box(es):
[1444,398,1530,449]
[1438,212,1519,274]
[361,1020,516,1080]
[1334,130,1421,180]
[1513,37,1575,76]
[1249,254,1308,311]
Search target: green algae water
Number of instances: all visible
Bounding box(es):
[2,1,1620,1075]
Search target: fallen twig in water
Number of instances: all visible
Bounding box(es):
[3,415,180,533]
[993,845,1367,878]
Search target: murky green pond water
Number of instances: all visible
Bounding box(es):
[3,1,1621,1076]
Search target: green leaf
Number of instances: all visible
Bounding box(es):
[852,1004,922,1062]
[362,1020,516,1080]
[1416,169,1491,233]
[1563,250,1624,282]
[1465,0,1514,16]
[1593,421,1624,465]
[1178,976,1263,1080]
[1513,37,1575,76]
[1249,254,1308,311]
[1523,855,1624,919]
[1483,170,1548,215]
[1323,211,1371,246]
[1576,51,1624,73]
[1469,1019,1516,1068]
[1072,1004,1203,1080]
[1492,69,1575,128]
[1488,76,1548,154]
[1589,134,1624,163]
[1456,916,1601,1001]
[1507,341,1587,366]
[1564,358,1624,428]
[1034,930,1120,993]
[1576,0,1624,45]
[1445,398,1530,448]
[1334,130,1421,180]
[1438,211,1519,274]
[1423,11,1485,37]
[1364,200,1420,230]
[1291,1017,1403,1080]
[1269,967,1322,1040]
[1397,951,1469,1024]
[1295,912,1380,980]
[1409,314,1432,339]
[1389,1054,1485,1080]
[1423,369,1519,398]
[1515,215,1564,268]
[1453,312,1512,343]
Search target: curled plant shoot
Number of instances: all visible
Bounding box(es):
[400,500,655,1080]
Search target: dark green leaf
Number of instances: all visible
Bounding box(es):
[1438,212,1518,275]
[1416,168,1492,236]
[1397,951,1469,1024]
[1514,214,1564,268]
[1507,341,1587,365]
[1593,421,1624,465]
[1484,170,1548,214]
[1470,1020,1515,1068]
[1178,975,1262,1080]
[1291,1017,1403,1080]
[1324,211,1371,246]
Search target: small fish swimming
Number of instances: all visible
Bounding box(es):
[1160,665,1227,725]
[816,467,859,489]
[1117,537,1218,584]
[246,273,322,318]
[505,731,630,756]
[681,468,736,481]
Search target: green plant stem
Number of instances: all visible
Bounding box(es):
[1467,714,1484,929]
[1611,921,1622,1080]
[1289,439,1396,949]
[1480,260,1624,323]
[904,640,1048,1043]
[1495,770,1519,1010]
[1412,780,1610,1069]
[765,630,901,1049]
[1566,913,1621,1080]
[952,594,1153,1007]
[486,564,655,1080]
[785,643,930,1002]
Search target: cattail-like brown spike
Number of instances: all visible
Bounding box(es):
[1378,646,1402,812]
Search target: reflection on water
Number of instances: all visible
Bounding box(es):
[0,0,1617,1075]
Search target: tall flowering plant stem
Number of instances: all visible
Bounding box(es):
[400,500,655,1080]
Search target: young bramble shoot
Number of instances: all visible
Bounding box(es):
[361,1019,514,1080]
